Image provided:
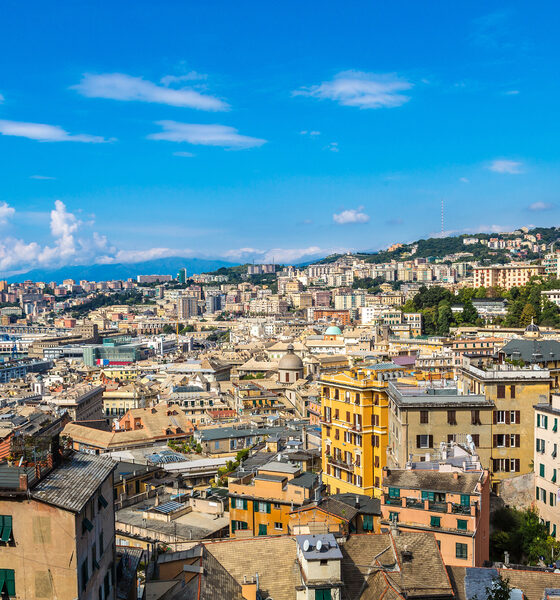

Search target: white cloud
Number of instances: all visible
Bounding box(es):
[0,202,15,225]
[30,175,57,180]
[294,71,412,109]
[300,130,321,136]
[223,247,264,259]
[160,72,207,85]
[504,90,519,95]
[327,142,339,153]
[459,177,470,183]
[528,201,554,212]
[487,159,523,174]
[0,120,110,143]
[72,73,227,111]
[98,247,195,264]
[333,207,370,225]
[173,151,195,158]
[148,121,266,149]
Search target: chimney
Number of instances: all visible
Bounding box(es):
[19,473,28,491]
[242,577,257,600]
[355,495,360,509]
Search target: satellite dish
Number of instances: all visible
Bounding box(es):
[316,539,323,551]
[303,539,310,552]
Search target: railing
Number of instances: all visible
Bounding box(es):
[385,496,401,506]
[451,504,471,515]
[406,498,424,509]
[328,456,354,472]
[429,501,448,513]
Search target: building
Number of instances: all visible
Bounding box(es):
[228,461,320,537]
[321,364,408,498]
[534,394,560,538]
[83,338,151,367]
[0,451,116,600]
[194,425,288,454]
[177,267,187,283]
[472,264,545,290]
[386,381,493,469]
[50,384,106,422]
[458,359,551,492]
[380,466,490,567]
[136,274,172,284]
[178,295,198,319]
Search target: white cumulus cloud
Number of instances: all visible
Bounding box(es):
[528,201,554,212]
[30,175,57,180]
[72,73,228,111]
[487,159,523,174]
[333,208,370,225]
[0,120,110,143]
[0,202,15,225]
[148,121,266,149]
[294,71,412,109]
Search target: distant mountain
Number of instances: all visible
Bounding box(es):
[5,256,239,283]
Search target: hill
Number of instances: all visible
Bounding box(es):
[6,256,238,283]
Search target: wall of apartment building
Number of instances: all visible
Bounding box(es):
[534,404,560,539]
[0,474,115,600]
[321,373,392,498]
[387,403,493,470]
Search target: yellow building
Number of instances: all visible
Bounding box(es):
[321,363,408,497]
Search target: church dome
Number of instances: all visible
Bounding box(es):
[325,325,342,336]
[525,321,540,333]
[278,344,304,370]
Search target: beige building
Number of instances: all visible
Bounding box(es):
[472,264,545,290]
[50,384,105,422]
[0,452,116,600]
[103,383,157,417]
[386,381,494,468]
[534,394,560,538]
[458,361,551,493]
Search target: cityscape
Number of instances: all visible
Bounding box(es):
[2,2,560,600]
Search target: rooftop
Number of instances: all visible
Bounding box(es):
[383,469,482,495]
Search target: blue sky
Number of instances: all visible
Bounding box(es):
[0,0,559,274]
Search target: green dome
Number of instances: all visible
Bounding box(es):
[325,325,342,336]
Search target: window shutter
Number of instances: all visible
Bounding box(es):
[505,411,510,425]
[515,459,520,472]
[505,435,510,447]
[493,434,498,447]
[266,503,271,514]
[428,435,433,447]
[516,434,520,448]
[416,435,421,448]
[493,411,497,425]
[493,459,498,472]
[516,411,520,424]
[243,499,248,510]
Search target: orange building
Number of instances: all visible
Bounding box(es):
[380,467,490,567]
[228,462,320,537]
[312,309,351,326]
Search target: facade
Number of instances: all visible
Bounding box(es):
[380,467,490,567]
[51,384,105,422]
[534,394,560,538]
[458,361,551,492]
[278,344,305,384]
[321,364,408,498]
[0,452,116,600]
[103,383,157,417]
[228,462,320,537]
[472,264,545,289]
[386,382,493,469]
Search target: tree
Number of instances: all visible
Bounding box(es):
[437,301,453,335]
[482,575,512,600]
[519,302,537,327]
[462,300,478,325]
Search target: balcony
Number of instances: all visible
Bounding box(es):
[328,456,354,472]
[451,504,472,515]
[406,498,424,510]
[384,496,401,506]
[428,501,448,513]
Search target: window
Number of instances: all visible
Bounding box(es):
[510,385,516,399]
[99,532,104,557]
[274,522,283,530]
[273,502,281,510]
[421,491,435,502]
[346,411,350,422]
[0,569,15,597]
[98,494,108,510]
[456,543,468,559]
[258,502,270,513]
[235,498,247,510]
[471,410,481,425]
[0,516,12,544]
[334,428,339,440]
[457,519,468,531]
[81,560,89,591]
[495,411,506,424]
[363,514,374,531]
[448,434,456,443]
[550,492,555,507]
[258,524,267,536]
[497,385,505,399]
[540,464,545,478]
[471,434,480,447]
[447,410,457,426]
[553,469,557,484]
[388,487,400,498]
[389,511,399,523]
[495,434,507,448]
[316,590,332,600]
[430,516,441,527]
[420,410,429,424]
[417,435,432,449]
